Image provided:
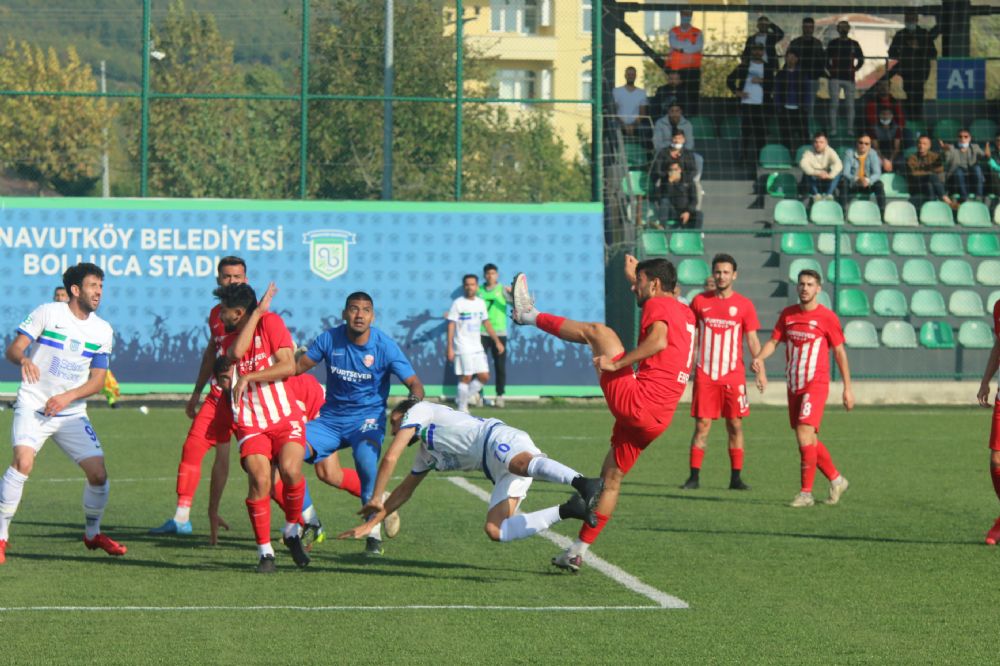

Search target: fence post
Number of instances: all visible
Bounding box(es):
[832,224,841,381]
[139,0,151,197]
[298,0,310,199]
[591,0,603,203]
[454,0,464,201]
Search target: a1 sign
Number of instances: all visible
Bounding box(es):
[936,58,986,100]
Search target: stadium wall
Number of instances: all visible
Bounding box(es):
[0,198,605,397]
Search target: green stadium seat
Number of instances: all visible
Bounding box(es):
[625,142,648,168]
[847,200,882,226]
[864,258,900,285]
[995,204,1000,225]
[902,258,937,285]
[719,115,741,139]
[835,144,853,164]
[685,288,707,303]
[827,257,862,285]
[780,232,815,255]
[884,201,918,227]
[939,259,976,286]
[873,289,908,317]
[903,146,918,160]
[817,233,852,255]
[906,120,927,138]
[759,143,793,170]
[920,201,955,227]
[919,321,956,349]
[677,258,711,285]
[968,233,1000,257]
[932,118,962,142]
[948,290,986,317]
[774,199,808,225]
[881,321,917,348]
[623,170,648,196]
[891,232,927,256]
[910,289,947,316]
[957,201,992,227]
[794,144,811,165]
[767,172,799,199]
[958,321,995,349]
[669,232,705,256]
[989,290,1000,313]
[810,200,845,225]
[817,290,833,309]
[929,233,964,256]
[969,118,998,142]
[836,288,870,316]
[844,320,879,348]
[689,116,716,141]
[640,230,668,257]
[788,257,822,282]
[976,259,1000,286]
[882,173,910,199]
[855,232,890,256]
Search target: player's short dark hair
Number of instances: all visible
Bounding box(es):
[798,269,823,285]
[917,134,931,143]
[636,258,677,292]
[812,131,827,141]
[217,256,246,274]
[391,397,420,420]
[344,291,374,309]
[712,253,737,272]
[214,283,257,311]
[53,286,67,294]
[802,17,814,24]
[483,263,498,273]
[212,355,231,378]
[672,128,686,139]
[62,262,104,294]
[463,273,479,284]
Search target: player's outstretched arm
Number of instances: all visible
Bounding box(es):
[339,472,426,540]
[403,375,425,400]
[832,344,854,411]
[595,320,667,373]
[5,334,40,383]
[45,368,107,417]
[978,336,1000,407]
[233,347,296,403]
[363,425,418,515]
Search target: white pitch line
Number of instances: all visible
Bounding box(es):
[446,476,688,610]
[37,477,175,484]
[0,605,663,613]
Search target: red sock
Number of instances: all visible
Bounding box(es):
[282,478,305,525]
[175,462,201,508]
[536,313,566,337]
[339,468,362,498]
[991,466,1000,502]
[799,445,817,493]
[270,478,286,511]
[245,497,271,545]
[689,446,706,470]
[816,441,839,480]
[578,511,610,545]
[729,447,744,471]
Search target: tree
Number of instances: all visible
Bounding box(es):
[0,41,112,195]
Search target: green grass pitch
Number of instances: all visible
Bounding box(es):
[0,403,997,664]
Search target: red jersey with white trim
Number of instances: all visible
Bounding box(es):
[222,312,301,434]
[636,296,697,403]
[771,304,845,393]
[206,304,228,398]
[690,291,760,385]
[286,373,324,422]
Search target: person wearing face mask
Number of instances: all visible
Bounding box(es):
[741,15,784,78]
[650,130,698,228]
[774,50,810,148]
[727,44,773,168]
[941,130,987,202]
[667,9,703,115]
[825,20,864,138]
[871,107,903,173]
[864,79,905,131]
[653,103,695,153]
[888,9,938,122]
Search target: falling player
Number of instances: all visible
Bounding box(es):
[338,399,603,544]
[682,254,761,491]
[510,256,695,572]
[1,263,126,564]
[752,269,854,508]
[976,296,1000,544]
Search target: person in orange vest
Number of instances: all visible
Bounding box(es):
[668,9,703,116]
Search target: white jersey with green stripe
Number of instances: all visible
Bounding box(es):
[402,402,502,474]
[15,302,114,416]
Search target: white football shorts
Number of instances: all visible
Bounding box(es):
[11,408,104,463]
[454,350,489,376]
[483,423,540,509]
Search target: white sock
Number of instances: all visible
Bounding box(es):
[568,538,590,558]
[469,378,483,396]
[283,522,301,539]
[173,505,191,523]
[0,467,28,541]
[518,307,539,325]
[83,481,109,539]
[456,382,469,410]
[369,522,382,541]
[499,506,561,542]
[301,504,317,525]
[526,456,580,485]
[258,542,274,558]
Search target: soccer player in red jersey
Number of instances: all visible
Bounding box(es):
[752,269,854,508]
[682,254,761,491]
[510,255,695,572]
[217,282,310,573]
[975,298,1000,544]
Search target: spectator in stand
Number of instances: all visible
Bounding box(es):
[800,131,843,202]
[986,133,1000,203]
[839,134,886,213]
[653,103,695,153]
[650,129,697,184]
[727,44,772,169]
[941,129,987,201]
[742,16,784,77]
[651,162,699,230]
[888,9,938,122]
[774,51,810,149]
[907,135,957,209]
[825,21,864,139]
[650,70,694,122]
[871,107,904,173]
[667,9,704,115]
[787,18,826,127]
[864,79,905,131]
[612,66,649,138]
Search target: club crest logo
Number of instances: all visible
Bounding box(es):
[363,354,375,368]
[728,306,738,317]
[303,230,356,281]
[69,339,81,352]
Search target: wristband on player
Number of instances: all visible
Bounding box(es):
[407,393,422,402]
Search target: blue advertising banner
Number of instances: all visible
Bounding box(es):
[936,58,986,100]
[0,199,605,395]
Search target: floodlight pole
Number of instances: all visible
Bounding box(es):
[139,0,151,197]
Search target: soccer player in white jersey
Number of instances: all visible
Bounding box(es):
[752,269,854,508]
[447,274,504,413]
[0,263,126,564]
[338,399,604,545]
[682,254,761,491]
